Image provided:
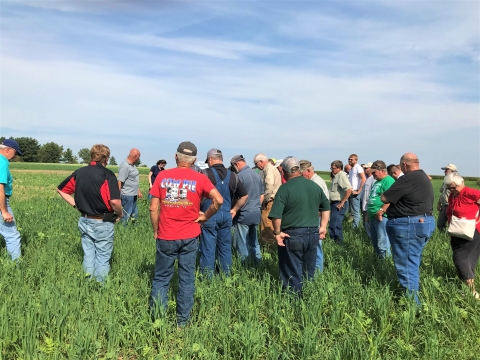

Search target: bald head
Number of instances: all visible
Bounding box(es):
[127,148,141,163]
[400,152,419,173]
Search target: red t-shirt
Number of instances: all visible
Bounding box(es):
[149,167,215,240]
[447,187,480,232]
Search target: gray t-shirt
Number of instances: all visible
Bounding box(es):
[118,159,140,196]
[235,166,264,225]
[311,174,329,200]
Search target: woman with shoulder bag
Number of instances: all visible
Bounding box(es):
[445,173,480,300]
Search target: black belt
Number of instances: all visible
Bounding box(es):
[388,213,433,219]
[81,213,103,220]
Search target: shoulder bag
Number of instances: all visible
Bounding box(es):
[447,201,478,241]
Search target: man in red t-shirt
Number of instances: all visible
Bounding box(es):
[149,141,223,327]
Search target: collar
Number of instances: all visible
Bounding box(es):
[89,161,105,167]
[238,165,250,173]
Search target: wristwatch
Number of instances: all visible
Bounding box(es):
[273,230,281,235]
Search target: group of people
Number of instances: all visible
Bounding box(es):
[1,138,479,328]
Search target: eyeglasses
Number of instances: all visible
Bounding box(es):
[348,158,354,161]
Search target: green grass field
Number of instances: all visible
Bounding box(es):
[1,164,479,359]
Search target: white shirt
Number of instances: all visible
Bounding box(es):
[348,164,364,191]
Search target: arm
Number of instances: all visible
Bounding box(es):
[319,210,330,239]
[109,199,123,219]
[354,172,366,195]
[375,203,390,221]
[138,189,143,199]
[380,193,389,204]
[148,171,153,188]
[263,167,275,203]
[0,184,13,223]
[149,196,160,239]
[230,194,248,218]
[272,218,289,247]
[196,189,223,224]
[118,180,123,192]
[337,188,352,209]
[260,194,265,206]
[56,188,76,208]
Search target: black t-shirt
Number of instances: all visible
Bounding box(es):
[383,169,434,218]
[57,162,121,215]
[203,164,248,200]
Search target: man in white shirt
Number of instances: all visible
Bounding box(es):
[360,162,374,238]
[300,160,329,273]
[347,154,366,229]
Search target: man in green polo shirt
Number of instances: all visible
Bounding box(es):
[0,139,23,261]
[269,156,330,294]
[367,160,395,259]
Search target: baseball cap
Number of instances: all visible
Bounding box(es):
[230,154,245,164]
[299,160,311,171]
[177,141,197,156]
[205,148,222,162]
[441,164,457,171]
[2,139,23,156]
[274,159,284,168]
[370,160,387,171]
[362,162,373,168]
[281,156,300,173]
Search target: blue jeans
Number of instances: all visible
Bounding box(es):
[77,217,114,283]
[370,218,391,259]
[277,227,318,294]
[121,195,138,224]
[328,201,348,244]
[316,241,324,273]
[0,199,21,261]
[233,222,261,264]
[150,237,197,327]
[386,215,435,304]
[199,211,232,277]
[349,194,361,228]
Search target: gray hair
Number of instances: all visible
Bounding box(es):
[444,172,464,186]
[254,153,268,163]
[0,145,6,150]
[176,152,196,165]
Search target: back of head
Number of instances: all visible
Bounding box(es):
[299,160,313,172]
[444,172,464,186]
[91,144,110,164]
[282,156,300,175]
[176,141,197,165]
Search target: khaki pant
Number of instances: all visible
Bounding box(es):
[260,201,275,245]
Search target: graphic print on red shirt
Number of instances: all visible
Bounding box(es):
[149,167,215,240]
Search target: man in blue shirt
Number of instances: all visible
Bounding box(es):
[0,139,23,261]
[230,155,264,265]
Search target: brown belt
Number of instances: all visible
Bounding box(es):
[81,213,103,220]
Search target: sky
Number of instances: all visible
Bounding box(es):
[1,0,479,175]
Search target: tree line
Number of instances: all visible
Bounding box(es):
[0,136,141,166]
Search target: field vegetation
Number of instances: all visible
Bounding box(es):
[1,164,479,359]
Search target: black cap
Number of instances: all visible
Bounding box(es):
[177,141,197,156]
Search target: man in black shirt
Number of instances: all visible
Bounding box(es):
[200,148,248,277]
[381,152,435,304]
[57,144,123,283]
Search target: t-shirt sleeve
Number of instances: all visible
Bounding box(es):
[382,176,395,192]
[382,176,409,204]
[117,163,128,182]
[318,190,330,212]
[357,165,364,174]
[150,166,156,173]
[269,186,286,219]
[149,176,162,198]
[464,187,480,201]
[0,162,8,185]
[107,172,121,199]
[57,172,76,194]
[339,173,352,190]
[233,175,248,199]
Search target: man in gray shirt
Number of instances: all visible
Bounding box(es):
[230,155,264,265]
[118,148,143,224]
[328,160,352,244]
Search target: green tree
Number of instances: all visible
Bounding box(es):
[62,148,77,164]
[78,148,90,164]
[109,156,117,166]
[134,158,141,166]
[14,137,40,162]
[38,142,63,163]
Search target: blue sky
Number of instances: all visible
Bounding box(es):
[1,0,479,175]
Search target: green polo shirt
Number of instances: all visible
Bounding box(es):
[0,154,13,196]
[367,175,395,219]
[269,176,330,229]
